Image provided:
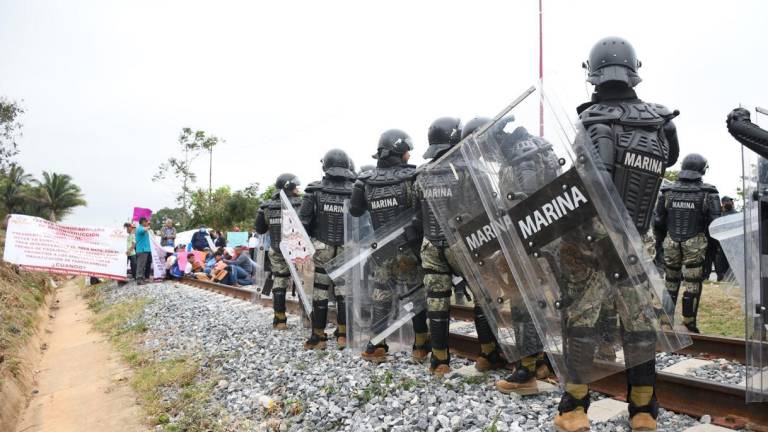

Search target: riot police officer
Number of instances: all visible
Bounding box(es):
[349,129,430,363]
[493,118,561,394]
[727,108,768,158]
[255,173,303,330]
[299,149,357,350]
[554,37,680,432]
[415,117,468,375]
[714,196,737,281]
[654,154,720,333]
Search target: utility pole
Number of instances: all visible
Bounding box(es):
[538,0,544,137]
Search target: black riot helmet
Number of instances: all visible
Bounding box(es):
[583,37,642,88]
[678,153,708,180]
[461,117,492,140]
[276,173,301,191]
[321,149,356,179]
[423,117,462,159]
[374,129,413,159]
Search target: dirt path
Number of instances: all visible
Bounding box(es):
[14,280,143,432]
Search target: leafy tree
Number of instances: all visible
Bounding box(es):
[185,183,265,230]
[663,169,679,182]
[150,207,189,231]
[0,98,24,171]
[31,172,87,222]
[1,163,33,214]
[152,128,221,222]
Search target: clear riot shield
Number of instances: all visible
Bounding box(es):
[253,233,270,297]
[339,201,374,353]
[423,84,691,384]
[279,190,314,316]
[327,209,425,354]
[417,117,550,365]
[740,148,768,402]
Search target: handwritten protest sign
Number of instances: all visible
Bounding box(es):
[132,207,152,222]
[227,231,249,247]
[4,214,128,280]
[149,235,167,280]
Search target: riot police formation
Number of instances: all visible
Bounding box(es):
[349,129,431,363]
[551,37,680,432]
[654,154,720,333]
[299,149,357,350]
[237,36,758,431]
[255,173,303,330]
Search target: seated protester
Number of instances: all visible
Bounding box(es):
[186,253,207,280]
[204,252,217,274]
[224,246,254,286]
[210,254,230,283]
[191,226,210,251]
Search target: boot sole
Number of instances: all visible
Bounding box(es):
[361,357,388,364]
[554,425,590,432]
[304,343,327,350]
[496,381,540,396]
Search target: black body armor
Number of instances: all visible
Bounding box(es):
[300,177,354,246]
[655,180,720,242]
[264,193,302,250]
[417,163,463,245]
[579,99,679,234]
[499,126,562,197]
[353,165,417,230]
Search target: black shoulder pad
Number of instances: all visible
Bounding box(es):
[578,103,623,125]
[304,180,322,193]
[700,183,719,193]
[356,170,373,182]
[659,182,672,192]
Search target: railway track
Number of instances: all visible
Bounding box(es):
[177,278,768,430]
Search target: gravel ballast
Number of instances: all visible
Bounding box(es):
[103,281,708,431]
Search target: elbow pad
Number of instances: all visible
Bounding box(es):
[664,121,680,167]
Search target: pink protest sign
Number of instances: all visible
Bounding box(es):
[132,207,152,222]
[176,252,188,272]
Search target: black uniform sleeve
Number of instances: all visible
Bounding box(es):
[255,208,268,234]
[663,120,680,167]
[705,189,722,227]
[727,109,768,159]
[653,192,668,239]
[349,180,368,217]
[298,192,316,237]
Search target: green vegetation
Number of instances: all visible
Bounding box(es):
[85,283,224,431]
[0,234,50,385]
[697,280,745,338]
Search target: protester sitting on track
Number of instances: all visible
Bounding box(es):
[224,245,254,286]
[191,225,210,251]
[161,218,177,247]
[204,251,217,274]
[210,252,229,283]
[213,230,227,248]
[124,222,137,280]
[134,217,152,285]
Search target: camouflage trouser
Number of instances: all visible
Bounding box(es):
[421,239,457,321]
[312,239,345,301]
[310,239,345,334]
[269,249,290,292]
[663,233,708,296]
[269,248,290,321]
[559,226,658,384]
[370,245,428,343]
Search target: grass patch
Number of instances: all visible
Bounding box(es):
[697,280,745,338]
[355,370,426,405]
[87,286,224,431]
[461,373,489,386]
[483,410,502,432]
[0,229,52,381]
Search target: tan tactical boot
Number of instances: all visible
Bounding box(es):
[429,363,452,377]
[630,413,657,431]
[303,334,327,350]
[273,322,288,331]
[336,335,347,350]
[554,409,590,432]
[475,349,509,371]
[411,347,429,363]
[496,366,538,395]
[361,343,388,363]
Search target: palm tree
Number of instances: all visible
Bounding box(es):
[32,172,86,222]
[1,163,33,214]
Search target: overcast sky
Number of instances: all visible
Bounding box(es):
[1,0,766,227]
